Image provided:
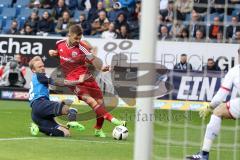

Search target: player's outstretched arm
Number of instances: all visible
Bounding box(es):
[199,69,233,119]
[91,55,103,70]
[199,87,230,119]
[89,55,111,72]
[81,40,111,72]
[49,50,59,57]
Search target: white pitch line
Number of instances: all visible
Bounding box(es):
[0,137,130,145]
[2,111,13,114]
[40,137,131,145]
[0,137,37,141]
[2,137,239,152]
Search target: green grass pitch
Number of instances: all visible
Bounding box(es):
[0,100,239,160]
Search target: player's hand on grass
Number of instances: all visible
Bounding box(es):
[199,103,214,119]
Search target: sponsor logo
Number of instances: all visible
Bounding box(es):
[0,38,43,55]
[189,103,204,110]
[59,56,74,62]
[49,95,60,102]
[177,76,219,101]
[154,101,166,108]
[171,102,184,109]
[13,92,29,99]
[1,91,14,99]
[1,91,28,100]
[72,52,78,57]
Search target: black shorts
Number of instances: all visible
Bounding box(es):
[31,98,64,136]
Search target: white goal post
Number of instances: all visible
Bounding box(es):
[134,0,159,160]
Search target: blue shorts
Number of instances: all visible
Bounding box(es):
[31,98,64,136]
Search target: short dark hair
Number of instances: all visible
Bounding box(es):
[62,10,70,16]
[181,28,189,35]
[25,24,32,28]
[207,58,214,62]
[69,24,83,36]
[232,16,238,21]
[12,19,18,24]
[181,53,187,57]
[80,14,86,18]
[117,13,125,18]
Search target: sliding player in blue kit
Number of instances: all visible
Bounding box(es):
[29,56,85,137]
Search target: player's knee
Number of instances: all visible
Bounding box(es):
[85,98,93,104]
[213,109,222,117]
[97,99,103,105]
[213,104,227,117]
[82,96,97,106]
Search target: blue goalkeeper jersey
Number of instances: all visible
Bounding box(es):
[29,73,50,105]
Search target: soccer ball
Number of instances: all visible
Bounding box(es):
[112,125,128,140]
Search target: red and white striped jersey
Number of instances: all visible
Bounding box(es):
[55,39,93,81]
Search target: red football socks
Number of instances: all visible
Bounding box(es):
[93,104,113,122]
[95,116,104,129]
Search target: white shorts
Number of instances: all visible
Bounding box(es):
[226,98,240,119]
